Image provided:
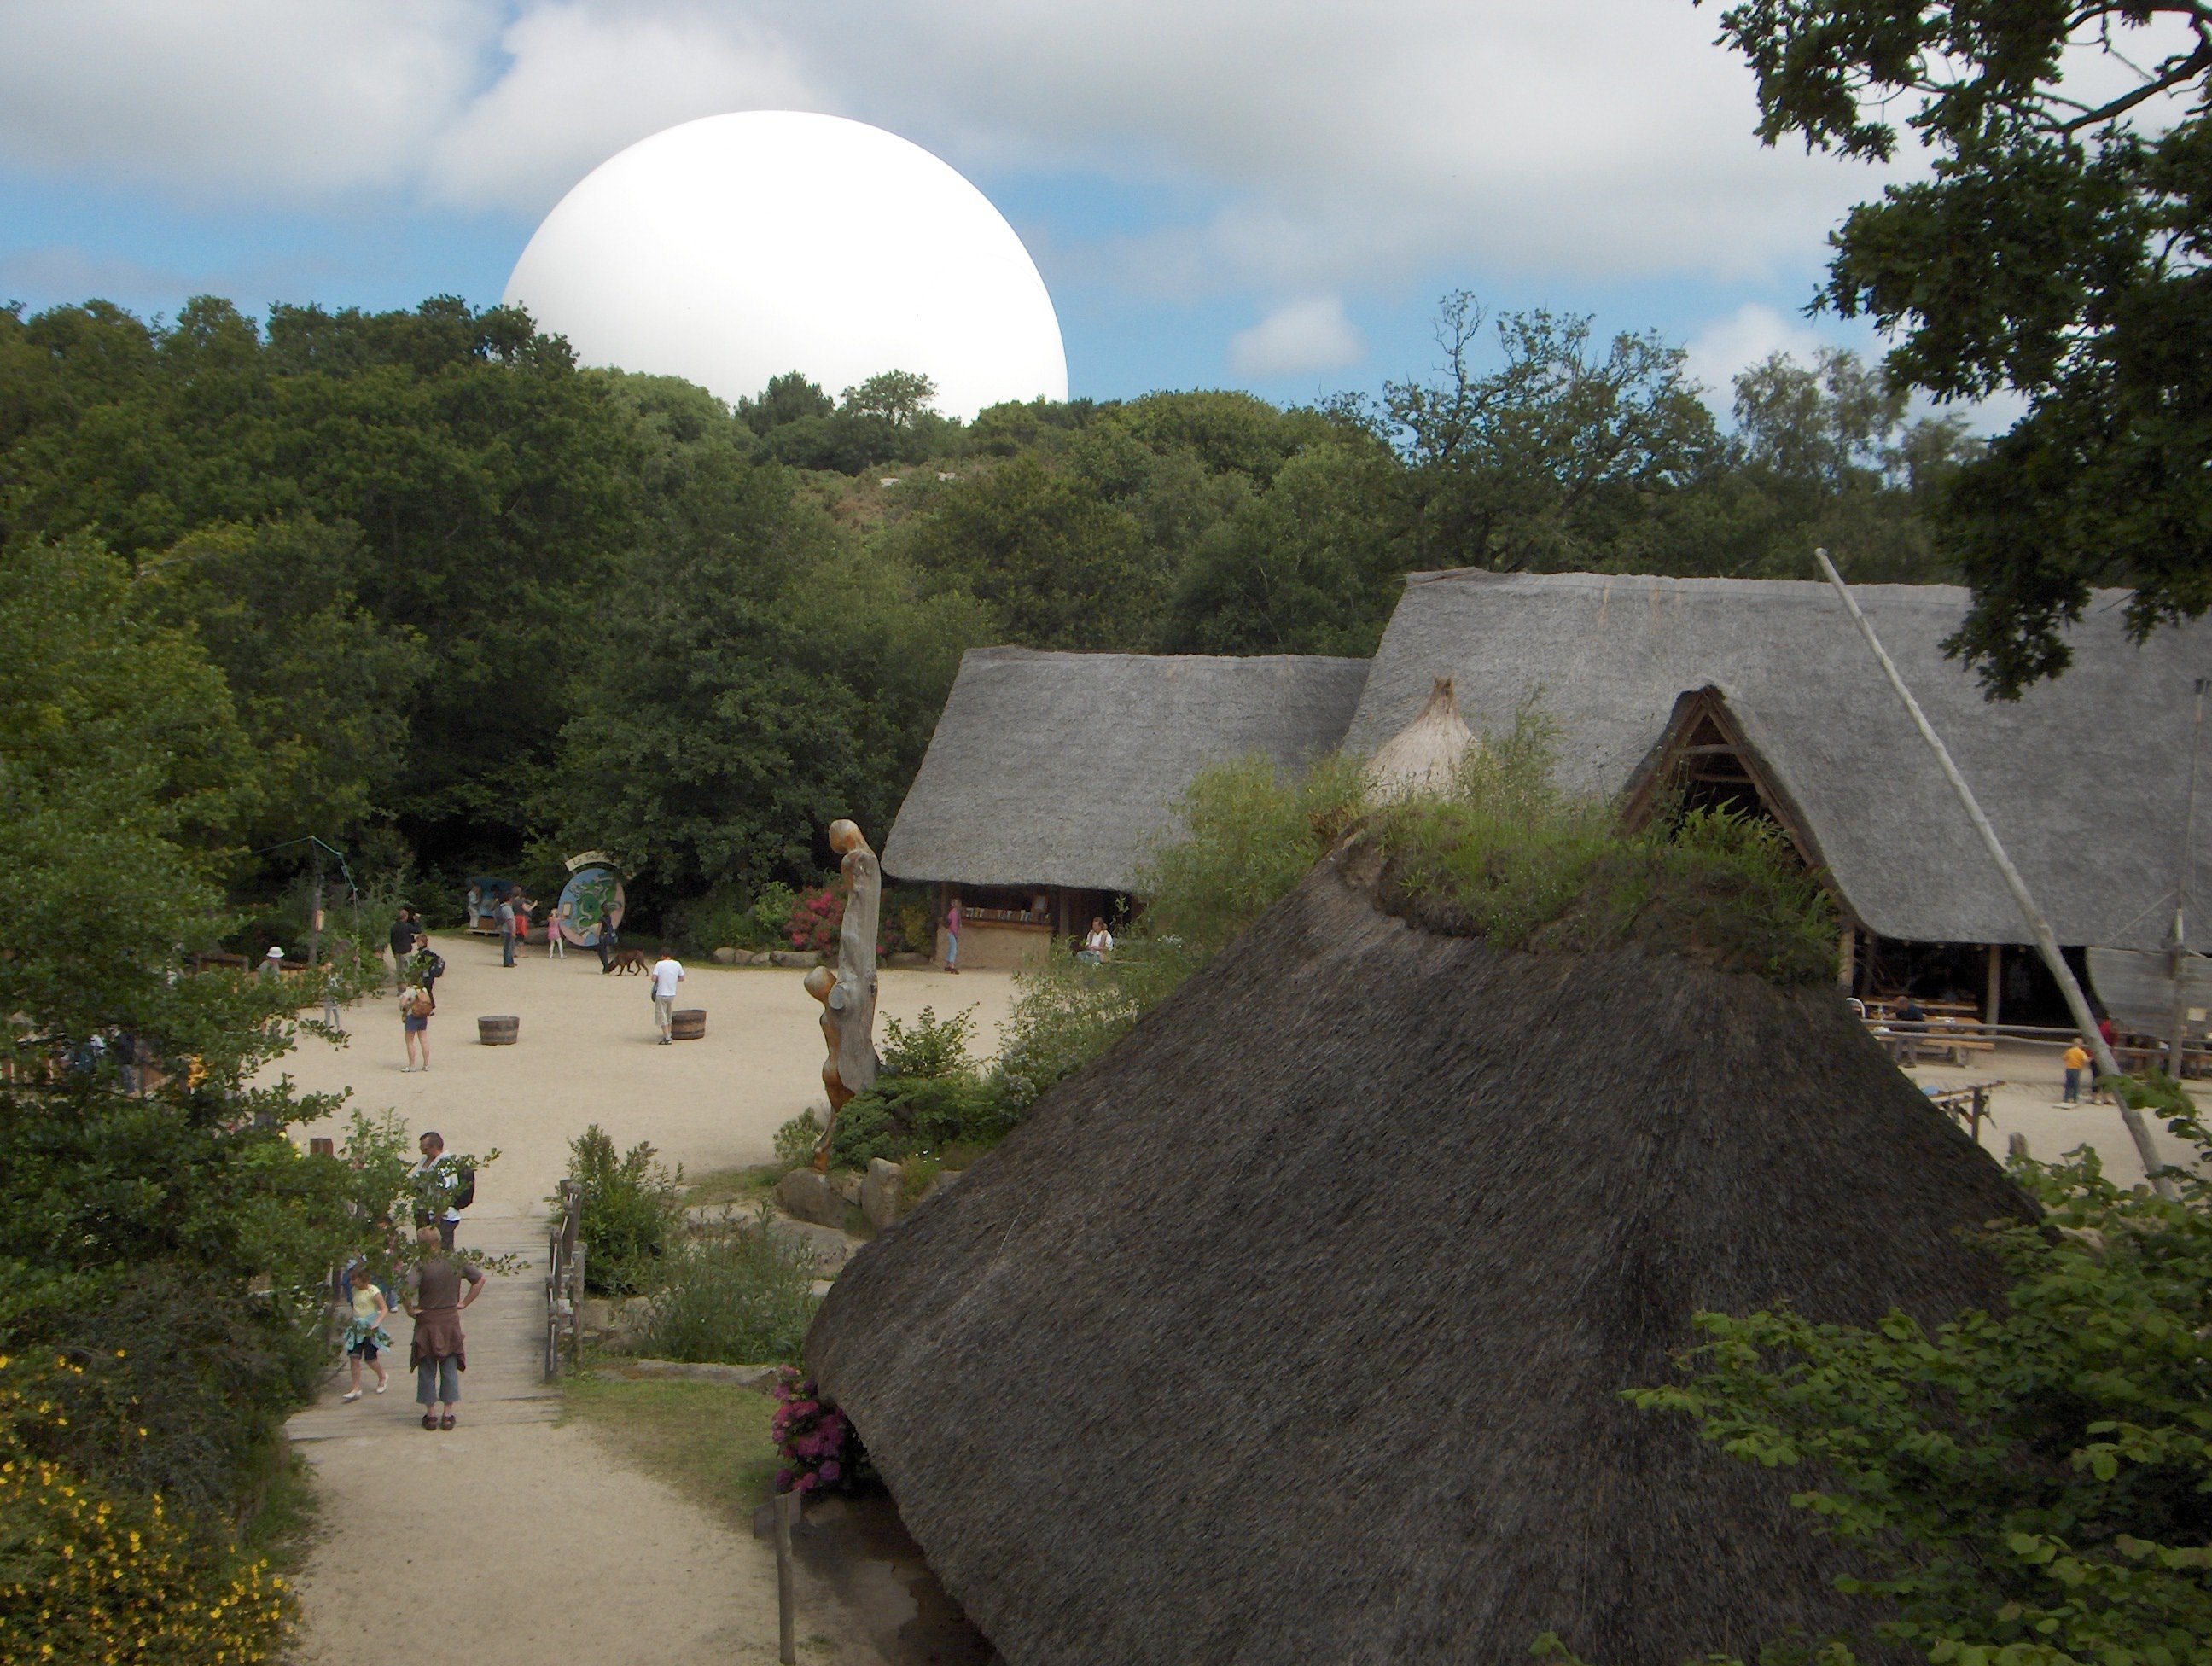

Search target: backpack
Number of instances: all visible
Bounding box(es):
[406,985,435,1017]
[452,1163,476,1210]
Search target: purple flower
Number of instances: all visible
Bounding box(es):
[775,1470,795,1492]
[818,1460,841,1483]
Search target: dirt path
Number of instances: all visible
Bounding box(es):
[277,942,1021,1664]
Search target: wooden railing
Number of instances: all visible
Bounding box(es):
[544,1180,585,1382]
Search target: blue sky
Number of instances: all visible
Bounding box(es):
[0,0,1923,419]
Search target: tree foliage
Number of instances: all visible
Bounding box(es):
[1592,1075,2212,1666]
[1705,0,2212,692]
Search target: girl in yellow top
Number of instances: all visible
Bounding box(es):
[2061,1040,2091,1104]
[341,1265,393,1401]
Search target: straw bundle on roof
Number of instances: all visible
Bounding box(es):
[1365,674,1473,800]
[809,852,2033,1666]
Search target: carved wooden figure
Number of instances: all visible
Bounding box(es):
[807,818,882,1170]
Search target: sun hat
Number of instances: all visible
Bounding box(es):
[265,947,285,959]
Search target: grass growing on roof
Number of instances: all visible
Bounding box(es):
[1366,705,1838,983]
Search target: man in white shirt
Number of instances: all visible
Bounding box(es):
[413,1130,465,1250]
[649,947,684,1045]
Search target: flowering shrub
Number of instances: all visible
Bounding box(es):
[0,1353,291,1664]
[770,1368,872,1497]
[785,886,843,953]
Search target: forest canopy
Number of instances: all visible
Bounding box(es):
[0,290,1975,932]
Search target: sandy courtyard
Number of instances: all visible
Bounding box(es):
[274,934,1019,1209]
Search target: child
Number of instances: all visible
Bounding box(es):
[546,903,567,959]
[341,1265,393,1401]
[2061,1037,2090,1104]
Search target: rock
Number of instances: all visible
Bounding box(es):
[767,949,818,970]
[919,1168,965,1205]
[810,1279,835,1300]
[713,946,739,964]
[766,1216,861,1273]
[827,1169,863,1206]
[576,1296,615,1335]
[777,1166,849,1229]
[861,1156,904,1231]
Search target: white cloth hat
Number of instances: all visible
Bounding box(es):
[265,947,284,959]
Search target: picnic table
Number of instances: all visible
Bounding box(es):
[1862,1013,1997,1066]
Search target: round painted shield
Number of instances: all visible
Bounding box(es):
[556,866,626,946]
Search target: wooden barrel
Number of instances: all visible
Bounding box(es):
[478,1015,521,1046]
[669,1009,706,1041]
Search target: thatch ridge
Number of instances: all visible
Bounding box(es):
[810,858,2034,1665]
[882,647,1370,892]
[1346,568,2212,950]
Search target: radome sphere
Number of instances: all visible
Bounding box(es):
[504,112,1068,422]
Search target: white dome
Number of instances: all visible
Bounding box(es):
[504,112,1068,422]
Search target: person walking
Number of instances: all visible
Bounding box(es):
[388,909,416,992]
[412,1131,466,1248]
[400,981,434,1073]
[545,904,567,959]
[408,941,446,1000]
[402,1225,483,1432]
[944,895,962,975]
[597,913,620,975]
[496,891,517,968]
[649,947,684,1044]
[340,1264,392,1401]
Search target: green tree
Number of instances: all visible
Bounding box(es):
[1601,1078,2212,1666]
[901,455,1159,647]
[1384,293,1725,574]
[141,516,422,845]
[1705,0,2212,693]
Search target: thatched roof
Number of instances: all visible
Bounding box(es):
[1346,570,2212,949]
[1365,674,1474,800]
[809,856,2032,1666]
[882,648,1370,892]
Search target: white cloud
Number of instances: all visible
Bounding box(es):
[0,0,1915,292]
[1683,303,1833,408]
[426,4,822,211]
[1227,296,1366,379]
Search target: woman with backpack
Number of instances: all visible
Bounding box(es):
[400,980,434,1072]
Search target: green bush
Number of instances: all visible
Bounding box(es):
[2,1355,292,1664]
[826,1075,1009,1169]
[636,1219,817,1366]
[559,1125,683,1295]
[879,1004,978,1079]
[1591,1075,2212,1666]
[771,1109,823,1172]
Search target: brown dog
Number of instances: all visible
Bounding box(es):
[607,946,653,976]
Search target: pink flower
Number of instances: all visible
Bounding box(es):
[818,1460,841,1483]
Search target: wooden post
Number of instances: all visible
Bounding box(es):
[1984,945,2003,1033]
[774,1490,801,1664]
[1836,924,1856,992]
[1816,550,2175,1199]
[308,866,324,969]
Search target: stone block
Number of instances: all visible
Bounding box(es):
[861,1156,904,1231]
[828,1169,863,1205]
[712,946,739,964]
[766,1216,861,1273]
[777,1165,848,1229]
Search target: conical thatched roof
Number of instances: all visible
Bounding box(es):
[808,854,2034,1666]
[1365,674,1473,800]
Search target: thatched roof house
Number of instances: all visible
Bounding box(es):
[809,856,2032,1666]
[1348,570,2210,952]
[882,647,1369,897]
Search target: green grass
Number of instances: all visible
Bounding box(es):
[683,1163,781,1210]
[560,1376,782,1530]
[239,1440,321,1579]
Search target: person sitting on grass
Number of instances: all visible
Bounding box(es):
[341,1264,393,1401]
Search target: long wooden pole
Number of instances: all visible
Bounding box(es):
[1813,550,2175,1197]
[2168,679,2206,1075]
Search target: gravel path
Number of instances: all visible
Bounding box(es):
[275,941,1020,1664]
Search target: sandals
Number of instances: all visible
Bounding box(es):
[439,1413,456,1430]
[422,1413,438,1430]
[341,1389,363,1402]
